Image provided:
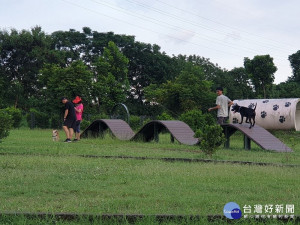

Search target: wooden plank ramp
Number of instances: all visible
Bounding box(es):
[81,119,199,145]
[81,119,135,140]
[81,120,292,151]
[222,123,293,152]
[131,120,199,145]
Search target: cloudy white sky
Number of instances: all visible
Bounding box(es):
[1,0,299,84]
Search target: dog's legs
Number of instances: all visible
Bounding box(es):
[239,116,244,124]
[245,118,250,124]
[249,118,254,129]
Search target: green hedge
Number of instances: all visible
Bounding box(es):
[179,109,215,132]
[0,110,13,140]
[3,107,22,128]
[26,109,50,129]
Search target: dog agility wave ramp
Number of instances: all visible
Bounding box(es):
[222,123,293,152]
[81,119,199,145]
[81,119,135,140]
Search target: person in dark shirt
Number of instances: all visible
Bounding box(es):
[61,97,76,142]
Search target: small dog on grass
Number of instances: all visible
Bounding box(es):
[52,130,59,141]
[231,103,257,129]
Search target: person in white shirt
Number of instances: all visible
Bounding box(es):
[208,87,233,125]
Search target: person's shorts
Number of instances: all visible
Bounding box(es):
[75,120,81,133]
[217,117,228,125]
[63,117,76,130]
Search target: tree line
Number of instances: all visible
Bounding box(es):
[1,26,300,129]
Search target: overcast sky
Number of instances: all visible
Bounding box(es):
[1,0,299,84]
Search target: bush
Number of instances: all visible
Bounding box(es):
[129,115,142,131]
[195,125,225,157]
[79,113,110,132]
[80,119,91,131]
[90,113,109,121]
[156,112,174,120]
[26,109,50,129]
[3,107,22,128]
[0,110,13,141]
[142,117,152,126]
[50,114,62,129]
[179,109,215,132]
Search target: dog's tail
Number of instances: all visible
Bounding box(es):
[253,103,257,118]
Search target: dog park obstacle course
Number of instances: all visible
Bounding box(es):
[222,123,293,152]
[81,119,199,145]
[81,119,292,152]
[81,119,135,140]
[131,120,199,145]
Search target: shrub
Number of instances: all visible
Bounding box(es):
[50,114,62,129]
[0,110,13,141]
[179,109,215,132]
[129,115,142,131]
[26,109,49,129]
[142,117,152,126]
[3,107,22,128]
[195,125,225,157]
[80,119,91,131]
[90,113,109,121]
[80,113,110,131]
[156,112,174,120]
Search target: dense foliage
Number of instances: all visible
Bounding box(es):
[0,110,13,140]
[195,125,226,157]
[1,26,299,130]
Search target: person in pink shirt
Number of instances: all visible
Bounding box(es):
[72,96,83,141]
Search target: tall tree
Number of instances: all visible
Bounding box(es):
[122,41,178,115]
[273,81,300,98]
[39,60,94,114]
[0,26,57,108]
[182,54,225,82]
[244,55,277,98]
[288,50,300,82]
[144,63,215,116]
[50,28,88,65]
[226,67,254,100]
[92,41,129,113]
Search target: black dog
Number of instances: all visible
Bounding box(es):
[231,103,257,129]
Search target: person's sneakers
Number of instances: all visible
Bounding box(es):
[73,139,78,142]
[64,138,72,143]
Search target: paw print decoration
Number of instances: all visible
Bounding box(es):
[263,100,269,103]
[261,111,267,118]
[285,102,291,107]
[233,118,239,124]
[248,103,256,109]
[273,104,279,111]
[279,116,286,123]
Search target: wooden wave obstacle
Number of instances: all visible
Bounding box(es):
[222,123,293,152]
[81,119,292,152]
[130,120,199,145]
[81,119,135,140]
[81,119,199,145]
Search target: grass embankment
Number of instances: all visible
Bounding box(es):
[0,129,299,224]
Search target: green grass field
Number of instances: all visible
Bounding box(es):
[0,128,299,224]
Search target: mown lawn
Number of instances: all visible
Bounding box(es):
[0,128,299,224]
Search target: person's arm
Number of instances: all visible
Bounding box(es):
[208,105,220,112]
[75,107,82,113]
[64,109,68,120]
[228,101,233,107]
